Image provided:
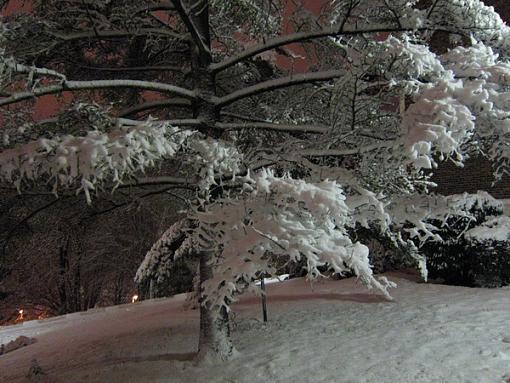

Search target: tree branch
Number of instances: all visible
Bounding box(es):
[123,159,277,191]
[2,196,70,257]
[210,25,438,73]
[117,117,201,127]
[216,122,329,134]
[125,176,197,188]
[76,65,186,72]
[83,185,187,221]
[8,62,67,80]
[117,117,328,134]
[427,0,441,18]
[170,0,211,60]
[217,70,345,107]
[50,28,187,42]
[301,142,395,157]
[0,80,196,108]
[134,2,176,14]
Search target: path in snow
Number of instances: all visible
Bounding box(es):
[1,272,510,383]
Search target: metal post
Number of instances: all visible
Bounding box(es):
[260,277,268,322]
[149,279,154,300]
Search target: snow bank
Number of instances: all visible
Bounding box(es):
[3,273,510,383]
[465,216,510,242]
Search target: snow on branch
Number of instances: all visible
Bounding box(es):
[211,0,509,74]
[210,0,281,40]
[403,79,476,169]
[0,24,65,88]
[0,120,194,203]
[210,25,437,73]
[194,169,396,314]
[382,35,444,82]
[465,216,510,242]
[367,191,504,280]
[188,137,243,193]
[217,70,346,106]
[429,0,510,57]
[388,191,503,245]
[135,217,196,286]
[0,80,196,107]
[401,39,510,177]
[0,59,66,86]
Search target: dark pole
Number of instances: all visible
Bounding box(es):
[149,279,154,299]
[260,278,268,322]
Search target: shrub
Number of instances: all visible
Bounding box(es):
[420,192,509,287]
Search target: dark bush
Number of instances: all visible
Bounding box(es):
[352,226,416,274]
[420,194,509,287]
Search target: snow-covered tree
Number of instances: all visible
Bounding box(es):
[135,217,197,297]
[1,0,510,361]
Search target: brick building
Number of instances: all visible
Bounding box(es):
[431,158,510,199]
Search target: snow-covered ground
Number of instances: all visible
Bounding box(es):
[2,271,510,383]
[502,199,510,215]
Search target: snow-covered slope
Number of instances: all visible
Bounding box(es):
[502,199,510,215]
[1,272,510,383]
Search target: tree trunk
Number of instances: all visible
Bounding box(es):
[196,252,235,362]
[178,0,235,362]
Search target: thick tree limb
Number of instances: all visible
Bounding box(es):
[127,176,196,188]
[117,117,201,127]
[171,0,211,60]
[217,70,345,107]
[0,80,196,107]
[8,63,67,80]
[210,25,439,73]
[117,117,328,134]
[76,65,185,72]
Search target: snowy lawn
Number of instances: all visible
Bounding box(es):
[1,271,510,383]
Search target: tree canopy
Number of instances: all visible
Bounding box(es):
[1,0,510,360]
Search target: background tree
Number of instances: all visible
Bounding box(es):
[0,188,182,320]
[1,0,510,361]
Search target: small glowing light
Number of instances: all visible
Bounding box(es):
[131,295,139,303]
[16,309,25,322]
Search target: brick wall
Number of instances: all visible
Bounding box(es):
[431,157,510,199]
